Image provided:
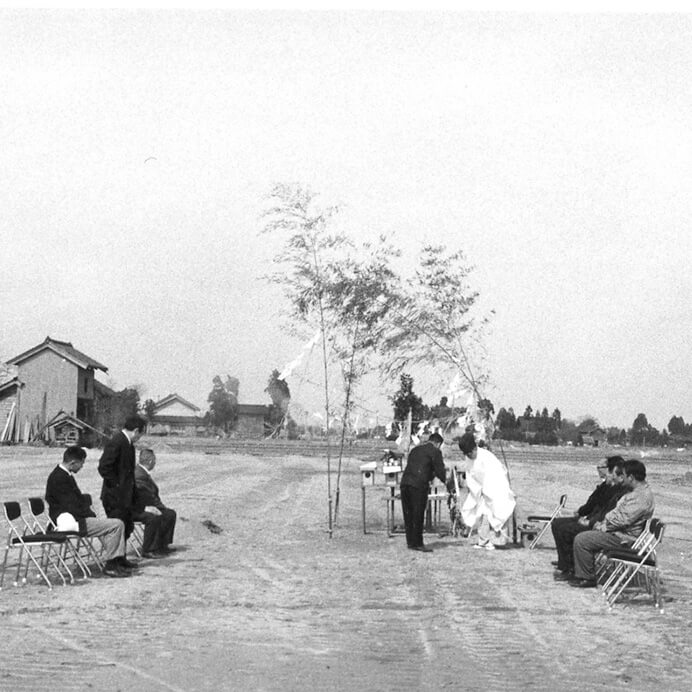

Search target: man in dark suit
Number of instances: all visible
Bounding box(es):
[98,415,146,547]
[45,445,131,578]
[400,432,447,553]
[132,448,177,558]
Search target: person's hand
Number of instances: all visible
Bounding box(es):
[145,506,162,516]
[592,520,605,532]
[577,516,589,526]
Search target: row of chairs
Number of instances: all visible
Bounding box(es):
[526,496,665,609]
[1,496,105,590]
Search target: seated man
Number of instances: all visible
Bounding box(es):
[132,448,177,558]
[551,455,628,579]
[45,445,132,578]
[569,458,655,588]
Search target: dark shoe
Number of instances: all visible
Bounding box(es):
[158,546,177,554]
[103,563,130,578]
[411,545,433,553]
[569,579,597,588]
[553,571,576,582]
[117,557,139,569]
[551,561,559,567]
[142,551,166,559]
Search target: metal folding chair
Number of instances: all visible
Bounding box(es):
[26,497,91,579]
[600,518,665,610]
[128,522,145,557]
[1,501,72,589]
[526,494,568,550]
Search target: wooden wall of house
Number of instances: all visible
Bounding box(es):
[15,350,77,429]
[77,367,95,399]
[236,414,265,438]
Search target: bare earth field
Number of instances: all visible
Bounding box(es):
[1,440,691,692]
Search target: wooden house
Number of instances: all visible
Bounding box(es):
[582,428,607,447]
[4,337,108,441]
[236,404,268,438]
[149,393,202,436]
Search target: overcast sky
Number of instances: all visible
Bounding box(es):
[1,10,690,430]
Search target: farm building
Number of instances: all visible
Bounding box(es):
[148,393,203,436]
[581,428,607,447]
[2,336,110,443]
[237,404,268,438]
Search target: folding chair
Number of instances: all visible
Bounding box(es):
[128,522,145,557]
[1,501,72,589]
[600,519,665,610]
[26,497,91,579]
[526,494,568,550]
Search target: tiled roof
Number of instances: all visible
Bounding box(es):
[154,393,200,413]
[7,337,108,372]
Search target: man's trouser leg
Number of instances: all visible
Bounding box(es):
[102,501,134,540]
[573,531,623,581]
[553,518,588,572]
[159,508,177,547]
[134,512,163,553]
[400,486,414,547]
[84,517,125,561]
[407,486,429,548]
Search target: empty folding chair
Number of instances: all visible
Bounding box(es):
[601,519,665,610]
[526,494,567,550]
[26,497,91,579]
[1,501,71,589]
[128,522,145,557]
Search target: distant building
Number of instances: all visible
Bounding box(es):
[3,337,109,442]
[148,393,202,436]
[581,428,607,447]
[236,404,268,438]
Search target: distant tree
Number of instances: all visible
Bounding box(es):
[629,413,660,446]
[668,415,686,436]
[478,398,495,419]
[264,369,291,437]
[207,375,238,433]
[391,374,425,427]
[143,398,157,424]
[523,405,533,419]
[552,408,562,430]
[578,416,600,432]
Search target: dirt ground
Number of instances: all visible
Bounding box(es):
[1,440,691,692]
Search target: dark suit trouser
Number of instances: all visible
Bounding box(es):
[551,517,590,571]
[400,485,428,548]
[102,502,134,540]
[133,508,176,553]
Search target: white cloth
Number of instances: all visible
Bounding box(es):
[56,512,80,532]
[461,447,516,532]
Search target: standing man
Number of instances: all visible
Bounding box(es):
[458,432,516,550]
[132,448,177,558]
[400,432,446,553]
[570,459,655,588]
[45,445,131,578]
[99,415,146,548]
[551,456,628,580]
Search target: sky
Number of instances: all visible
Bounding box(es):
[1,9,691,431]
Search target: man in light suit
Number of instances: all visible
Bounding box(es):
[132,448,177,558]
[98,415,146,555]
